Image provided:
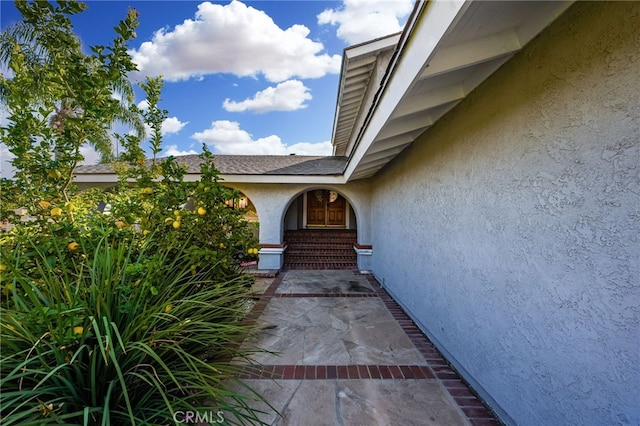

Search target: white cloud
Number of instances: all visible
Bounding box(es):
[129,1,341,82]
[286,141,333,156]
[0,143,16,179]
[0,141,100,179]
[79,145,101,166]
[162,117,188,135]
[318,0,413,45]
[161,144,199,157]
[137,99,149,110]
[191,120,332,156]
[223,80,312,113]
[143,116,188,137]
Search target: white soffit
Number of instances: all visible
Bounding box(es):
[343,0,574,181]
[332,34,401,157]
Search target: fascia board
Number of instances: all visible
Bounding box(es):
[74,174,346,185]
[344,0,469,181]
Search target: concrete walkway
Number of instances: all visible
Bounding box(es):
[229,270,500,426]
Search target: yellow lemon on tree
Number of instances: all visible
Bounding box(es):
[197,207,206,216]
[165,217,174,224]
[172,220,181,229]
[141,187,154,195]
[68,242,79,251]
[219,243,225,249]
[38,200,51,209]
[116,220,127,229]
[47,169,62,179]
[174,210,181,217]
[50,207,62,216]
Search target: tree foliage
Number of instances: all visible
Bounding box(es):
[1,0,143,206]
[0,2,266,424]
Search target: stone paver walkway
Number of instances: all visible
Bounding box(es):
[228,270,500,425]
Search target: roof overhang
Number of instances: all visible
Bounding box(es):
[338,0,575,181]
[331,33,401,157]
[73,173,347,185]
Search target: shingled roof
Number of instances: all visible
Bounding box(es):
[75,155,348,176]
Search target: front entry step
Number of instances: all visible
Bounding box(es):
[283,230,357,270]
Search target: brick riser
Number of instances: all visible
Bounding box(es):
[284,230,358,270]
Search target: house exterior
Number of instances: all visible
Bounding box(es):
[76,1,639,425]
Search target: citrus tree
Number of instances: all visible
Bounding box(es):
[0,0,144,208]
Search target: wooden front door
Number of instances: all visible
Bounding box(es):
[307,190,346,227]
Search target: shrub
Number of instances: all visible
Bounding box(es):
[1,231,268,425]
[1,2,266,424]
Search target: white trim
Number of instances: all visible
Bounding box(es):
[257,246,285,270]
[302,192,308,227]
[74,174,346,185]
[353,247,373,256]
[354,246,373,272]
[343,0,469,181]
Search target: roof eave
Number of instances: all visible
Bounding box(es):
[342,0,575,181]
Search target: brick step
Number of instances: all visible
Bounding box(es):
[283,230,358,270]
[285,230,356,235]
[285,245,354,251]
[285,241,356,244]
[285,262,357,270]
[285,249,356,255]
[285,250,356,256]
[285,257,357,264]
[284,232,356,240]
[285,238,357,244]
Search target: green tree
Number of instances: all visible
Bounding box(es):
[0,0,144,207]
[0,2,267,423]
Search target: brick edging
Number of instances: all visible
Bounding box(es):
[235,364,435,380]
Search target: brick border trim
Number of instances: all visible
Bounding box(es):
[236,364,435,380]
[274,292,377,298]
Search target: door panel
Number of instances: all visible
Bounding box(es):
[306,190,346,227]
[307,190,326,226]
[327,192,346,226]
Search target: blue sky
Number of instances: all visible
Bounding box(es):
[1,0,412,175]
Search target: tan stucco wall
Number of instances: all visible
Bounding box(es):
[370,2,639,425]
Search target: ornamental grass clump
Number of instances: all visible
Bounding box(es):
[0,233,268,425]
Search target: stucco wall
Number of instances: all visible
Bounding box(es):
[232,181,372,245]
[370,3,639,425]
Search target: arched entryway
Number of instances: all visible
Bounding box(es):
[282,189,358,270]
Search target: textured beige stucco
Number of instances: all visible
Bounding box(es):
[370,2,639,425]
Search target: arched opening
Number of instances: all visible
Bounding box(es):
[224,190,259,241]
[283,189,357,231]
[282,189,358,270]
